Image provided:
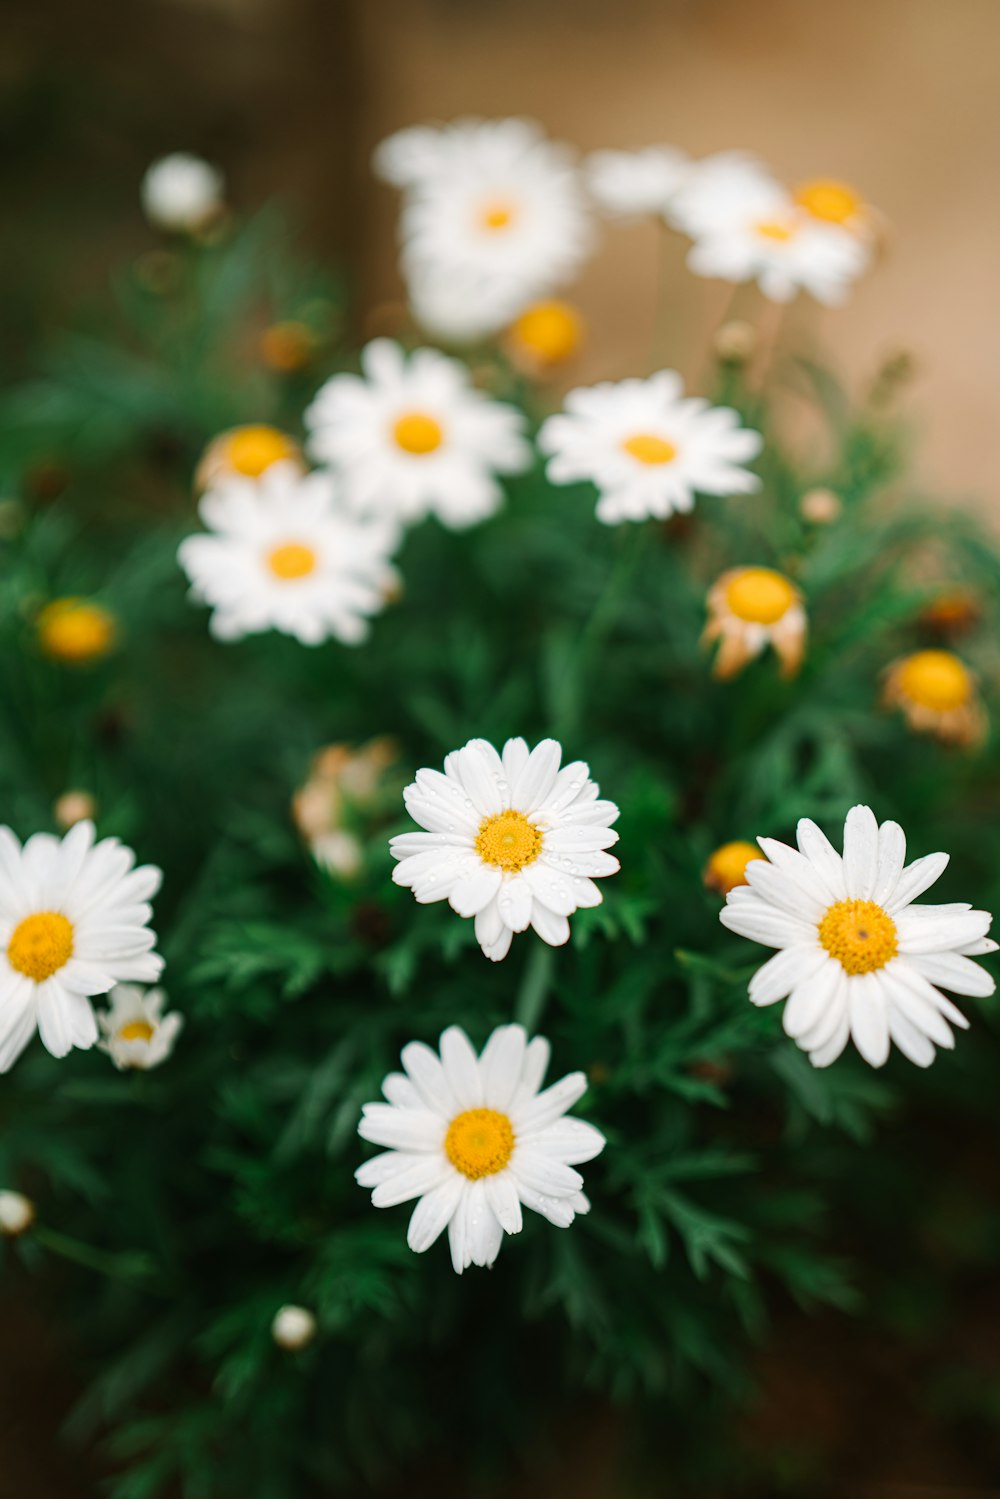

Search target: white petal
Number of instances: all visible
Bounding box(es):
[407,1175,464,1254]
[896,906,992,954]
[887,1006,937,1068]
[511,739,562,814]
[886,852,949,912]
[795,819,847,900]
[720,893,814,949]
[371,1154,452,1208]
[871,820,907,907]
[484,1172,523,1235]
[847,973,890,1067]
[529,905,571,947]
[907,950,995,998]
[781,958,843,1039]
[449,865,503,918]
[358,1104,445,1151]
[513,1071,587,1132]
[400,1041,457,1115]
[478,1025,527,1110]
[807,1008,850,1068]
[439,1026,483,1109]
[522,862,578,916]
[748,945,822,1006]
[497,877,533,932]
[842,805,880,899]
[522,1117,606,1164]
[356,1150,425,1188]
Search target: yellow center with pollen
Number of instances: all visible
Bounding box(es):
[8,912,74,982]
[392,411,444,456]
[118,1021,155,1043]
[267,542,317,580]
[475,810,543,873]
[704,841,763,897]
[510,300,583,365]
[478,199,517,231]
[896,650,972,712]
[724,568,797,626]
[444,1108,515,1180]
[818,899,898,976]
[38,599,116,664]
[755,218,796,243]
[794,179,862,225]
[621,433,678,466]
[224,425,298,477]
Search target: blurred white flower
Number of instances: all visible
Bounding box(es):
[141,153,224,233]
[668,150,780,237]
[539,370,762,524]
[585,145,690,220]
[721,805,997,1068]
[178,463,398,646]
[0,1191,36,1237]
[356,1023,605,1273]
[98,985,182,1071]
[305,339,530,530]
[405,266,529,345]
[271,1305,317,1350]
[390,736,620,962]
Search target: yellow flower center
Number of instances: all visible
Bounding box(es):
[509,300,583,365]
[724,568,797,626]
[444,1107,515,1180]
[224,425,299,477]
[8,912,74,982]
[478,199,517,231]
[118,1020,155,1043]
[794,179,862,225]
[621,433,678,466]
[37,599,116,664]
[818,899,898,976]
[267,542,317,580]
[704,841,763,897]
[392,411,444,456]
[895,650,972,712]
[755,218,796,243]
[475,810,543,873]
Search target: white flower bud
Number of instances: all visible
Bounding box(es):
[141,154,224,233]
[0,1191,36,1237]
[271,1304,316,1351]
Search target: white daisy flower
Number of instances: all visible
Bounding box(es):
[668,150,780,237]
[585,145,690,221]
[390,737,620,963]
[703,566,807,680]
[686,184,870,305]
[721,804,997,1069]
[356,1023,605,1274]
[389,118,594,313]
[97,985,182,1071]
[305,339,531,531]
[141,153,224,233]
[177,462,398,646]
[405,266,530,346]
[538,370,763,525]
[0,820,163,1072]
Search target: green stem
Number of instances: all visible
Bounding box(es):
[514,941,555,1034]
[33,1225,157,1286]
[555,524,645,740]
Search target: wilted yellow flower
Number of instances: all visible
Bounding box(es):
[195,425,304,491]
[883,650,985,747]
[260,322,316,374]
[38,599,116,664]
[919,589,980,639]
[703,567,807,680]
[293,739,400,878]
[54,790,98,830]
[704,841,764,897]
[505,300,584,373]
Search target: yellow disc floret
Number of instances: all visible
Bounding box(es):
[621,433,678,466]
[509,300,584,367]
[818,899,898,976]
[755,218,796,243]
[704,841,763,896]
[895,650,973,713]
[475,810,543,873]
[8,912,74,982]
[392,411,444,456]
[223,425,299,477]
[724,568,797,626]
[37,599,116,664]
[267,542,317,581]
[794,179,862,226]
[478,200,517,232]
[444,1107,515,1180]
[118,1021,155,1043]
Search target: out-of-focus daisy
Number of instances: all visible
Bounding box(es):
[0,1191,35,1237]
[389,118,594,313]
[686,185,870,305]
[141,153,224,234]
[293,738,400,879]
[0,820,163,1072]
[504,299,584,375]
[356,1023,605,1273]
[668,150,779,237]
[539,370,762,525]
[721,804,996,1068]
[883,650,985,748]
[37,599,117,665]
[390,737,620,962]
[195,425,304,492]
[405,265,529,345]
[704,840,765,897]
[793,178,875,241]
[179,464,397,646]
[305,339,530,530]
[585,145,690,220]
[373,125,453,190]
[98,985,182,1071]
[703,566,807,679]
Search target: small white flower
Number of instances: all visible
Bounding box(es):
[271,1304,317,1350]
[385,118,594,314]
[356,1023,605,1273]
[305,340,531,531]
[0,821,163,1072]
[668,150,779,237]
[0,1191,35,1237]
[97,985,182,1071]
[390,737,620,962]
[539,370,762,525]
[721,804,997,1069]
[178,463,398,645]
[141,153,224,233]
[405,266,530,346]
[585,145,690,220]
